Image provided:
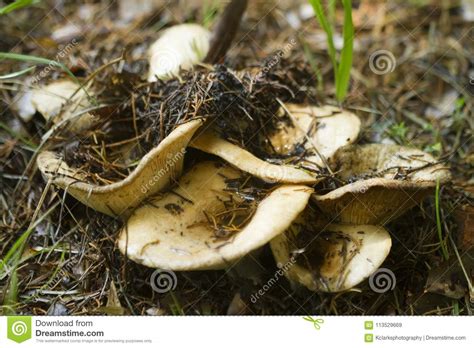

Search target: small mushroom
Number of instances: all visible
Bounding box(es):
[270,208,392,292]
[37,119,203,216]
[31,79,95,132]
[268,104,361,169]
[117,161,313,270]
[191,104,360,184]
[147,24,211,82]
[313,144,451,224]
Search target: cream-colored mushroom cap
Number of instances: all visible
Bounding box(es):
[313,144,451,224]
[268,104,361,169]
[270,214,392,292]
[191,130,319,184]
[117,161,313,270]
[191,104,360,184]
[148,24,211,82]
[31,79,95,132]
[37,119,203,216]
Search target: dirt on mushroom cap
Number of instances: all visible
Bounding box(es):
[270,206,392,292]
[117,161,313,270]
[37,119,203,216]
[313,144,451,224]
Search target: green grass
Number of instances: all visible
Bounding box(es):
[0,0,40,15]
[1,190,58,314]
[201,0,220,28]
[0,52,93,101]
[387,121,408,144]
[307,0,354,102]
[0,65,35,79]
[0,52,78,83]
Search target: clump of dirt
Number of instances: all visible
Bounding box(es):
[57,59,314,185]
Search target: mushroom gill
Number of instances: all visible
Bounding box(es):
[313,144,451,224]
[37,119,203,216]
[117,161,313,270]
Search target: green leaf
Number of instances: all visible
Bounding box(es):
[0,65,35,79]
[335,0,353,101]
[0,52,92,100]
[307,0,338,86]
[0,0,40,15]
[0,52,76,81]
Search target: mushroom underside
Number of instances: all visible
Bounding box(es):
[37,119,203,216]
[313,144,451,224]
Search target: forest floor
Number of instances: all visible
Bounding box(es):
[0,0,473,315]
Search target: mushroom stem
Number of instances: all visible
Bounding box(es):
[204,0,248,64]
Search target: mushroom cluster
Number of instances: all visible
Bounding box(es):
[36,23,450,293]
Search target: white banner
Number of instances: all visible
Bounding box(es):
[0,316,472,347]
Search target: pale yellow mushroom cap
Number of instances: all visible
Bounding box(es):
[148,24,211,82]
[191,103,361,184]
[117,161,313,270]
[191,130,319,184]
[270,210,392,292]
[268,104,361,169]
[37,119,203,216]
[31,79,95,132]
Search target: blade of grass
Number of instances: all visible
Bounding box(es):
[0,52,76,82]
[328,0,337,25]
[308,0,354,102]
[0,121,37,148]
[0,52,93,100]
[307,0,338,84]
[335,0,353,101]
[0,0,40,15]
[0,66,35,79]
[2,180,56,314]
[448,233,474,302]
